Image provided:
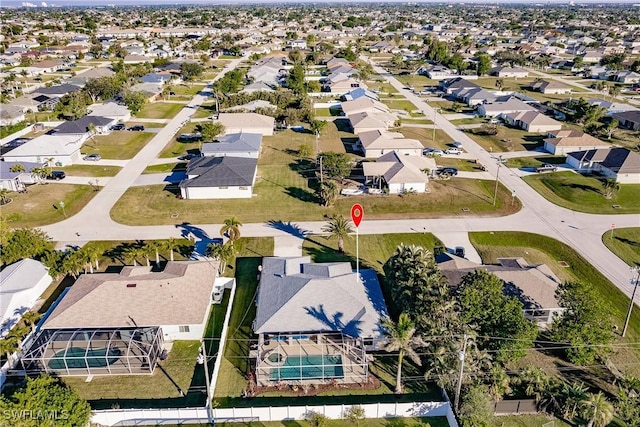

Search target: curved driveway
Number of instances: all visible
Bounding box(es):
[41,57,639,305]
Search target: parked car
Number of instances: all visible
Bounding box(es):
[452,141,463,148]
[535,163,558,173]
[429,149,444,156]
[47,170,66,180]
[179,153,199,160]
[83,153,101,161]
[437,167,458,176]
[127,125,145,131]
[444,148,462,155]
[454,246,466,258]
[111,123,125,131]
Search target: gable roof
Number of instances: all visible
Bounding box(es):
[506,110,562,127]
[254,257,388,338]
[35,84,82,96]
[217,113,275,131]
[358,129,422,151]
[362,151,435,184]
[180,156,257,188]
[544,129,609,148]
[567,147,640,174]
[201,132,262,155]
[53,115,113,134]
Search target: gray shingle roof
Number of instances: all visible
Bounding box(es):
[180,156,257,188]
[53,115,113,134]
[201,133,262,156]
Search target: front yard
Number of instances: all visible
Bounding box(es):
[58,164,122,177]
[465,126,546,152]
[81,131,155,159]
[602,227,640,267]
[523,171,640,214]
[399,126,455,149]
[2,183,98,228]
[137,102,185,120]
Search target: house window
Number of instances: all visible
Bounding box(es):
[363,338,374,347]
[179,325,190,333]
[218,186,228,189]
[239,186,248,190]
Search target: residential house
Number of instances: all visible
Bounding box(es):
[252,256,389,386]
[123,54,152,64]
[612,70,640,84]
[289,39,307,50]
[567,148,640,184]
[0,161,43,192]
[436,254,564,326]
[88,102,132,123]
[613,111,640,131]
[458,87,498,106]
[53,115,116,136]
[0,105,25,126]
[240,81,276,94]
[0,259,52,338]
[439,77,480,96]
[529,80,571,95]
[490,66,529,78]
[587,99,639,116]
[341,88,379,102]
[368,41,393,53]
[217,113,275,136]
[1,133,85,166]
[477,97,536,118]
[224,100,277,113]
[341,97,390,116]
[348,111,396,134]
[179,156,258,199]
[503,111,563,133]
[543,129,610,155]
[356,129,423,158]
[417,65,458,80]
[201,133,262,158]
[68,66,115,86]
[20,261,221,377]
[362,151,436,194]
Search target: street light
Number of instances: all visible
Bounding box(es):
[622,266,640,338]
[492,156,503,206]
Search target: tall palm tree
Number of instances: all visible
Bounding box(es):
[382,313,426,394]
[206,241,236,275]
[602,178,619,199]
[21,311,41,333]
[0,327,28,362]
[164,237,179,262]
[124,247,145,266]
[495,78,504,91]
[561,381,588,420]
[220,216,243,242]
[82,242,102,273]
[321,214,354,253]
[580,392,614,427]
[145,241,162,265]
[0,188,9,205]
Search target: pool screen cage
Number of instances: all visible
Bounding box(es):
[255,332,369,387]
[20,327,164,376]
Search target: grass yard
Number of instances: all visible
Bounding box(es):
[59,164,122,177]
[401,118,433,125]
[602,227,640,267]
[2,183,98,227]
[82,131,154,159]
[400,126,454,148]
[169,84,206,97]
[159,122,202,158]
[217,417,449,427]
[493,414,572,427]
[366,81,398,94]
[466,126,546,152]
[383,99,419,112]
[143,162,187,174]
[394,74,438,90]
[449,116,488,125]
[504,155,566,169]
[469,231,640,377]
[137,102,185,120]
[435,157,484,172]
[523,171,640,214]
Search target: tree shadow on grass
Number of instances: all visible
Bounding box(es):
[614,236,640,247]
[288,158,316,179]
[566,182,601,193]
[285,186,317,203]
[267,220,311,239]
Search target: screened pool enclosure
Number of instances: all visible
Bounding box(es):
[20,327,164,376]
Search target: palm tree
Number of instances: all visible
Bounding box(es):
[124,246,145,266]
[317,180,340,207]
[0,188,9,205]
[220,216,243,242]
[0,327,28,363]
[206,241,236,275]
[561,382,588,420]
[601,178,620,199]
[21,311,41,333]
[322,214,354,253]
[144,241,162,265]
[580,392,614,427]
[9,163,25,173]
[382,313,426,393]
[164,237,179,262]
[82,242,102,273]
[495,78,504,91]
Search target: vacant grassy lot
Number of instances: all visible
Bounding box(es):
[470,231,640,377]
[366,81,398,94]
[603,227,640,267]
[137,102,184,120]
[82,132,154,159]
[217,417,449,427]
[435,157,484,172]
[58,164,122,177]
[394,74,438,90]
[523,171,640,214]
[465,126,545,152]
[400,126,454,148]
[382,99,418,112]
[401,118,433,125]
[504,155,566,169]
[2,183,98,227]
[143,162,187,174]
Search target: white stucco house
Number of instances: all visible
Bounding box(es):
[567,148,640,184]
[179,156,258,199]
[217,113,275,136]
[1,134,85,166]
[357,129,424,158]
[362,151,436,194]
[201,133,262,159]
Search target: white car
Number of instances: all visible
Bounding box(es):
[444,148,462,155]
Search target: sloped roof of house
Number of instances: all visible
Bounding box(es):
[35,84,82,96]
[88,102,131,118]
[201,132,262,155]
[567,147,640,174]
[343,87,379,102]
[253,257,388,338]
[358,129,422,150]
[506,110,562,127]
[217,113,275,131]
[348,111,396,130]
[613,110,640,124]
[480,97,536,114]
[180,156,257,188]
[0,161,43,180]
[53,115,113,134]
[2,134,84,157]
[362,151,435,184]
[42,261,219,329]
[544,130,609,147]
[341,97,389,116]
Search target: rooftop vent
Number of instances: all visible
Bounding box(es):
[126,283,137,288]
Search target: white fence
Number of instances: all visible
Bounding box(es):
[206,278,236,399]
[92,401,458,426]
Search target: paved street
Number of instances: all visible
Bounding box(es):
[40,56,639,305]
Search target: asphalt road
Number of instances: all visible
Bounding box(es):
[40,57,639,305]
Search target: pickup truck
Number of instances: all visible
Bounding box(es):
[535,163,558,173]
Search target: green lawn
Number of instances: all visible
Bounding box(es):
[159,122,204,158]
[383,99,418,112]
[0,121,27,138]
[435,157,484,172]
[504,156,566,169]
[469,231,640,377]
[137,102,185,120]
[602,227,640,267]
[399,126,454,148]
[58,164,122,177]
[466,126,545,152]
[143,162,187,174]
[523,171,640,214]
[394,74,438,90]
[217,417,449,427]
[2,183,98,228]
[82,132,154,159]
[401,118,433,125]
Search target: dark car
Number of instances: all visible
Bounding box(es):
[83,153,101,161]
[178,153,199,160]
[111,123,125,131]
[437,167,458,176]
[47,170,66,180]
[454,246,466,258]
[127,125,145,131]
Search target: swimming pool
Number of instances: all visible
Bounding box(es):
[269,354,344,381]
[48,347,121,370]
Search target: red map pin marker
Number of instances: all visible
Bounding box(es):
[351,203,364,228]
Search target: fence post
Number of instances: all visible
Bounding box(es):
[269,406,272,421]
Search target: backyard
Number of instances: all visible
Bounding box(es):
[1,183,98,228]
[137,102,185,120]
[602,227,640,267]
[81,131,155,159]
[523,171,640,214]
[217,417,450,427]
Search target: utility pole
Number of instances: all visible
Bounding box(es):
[432,108,438,142]
[622,267,640,338]
[492,156,503,206]
[453,334,468,413]
[200,341,213,421]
